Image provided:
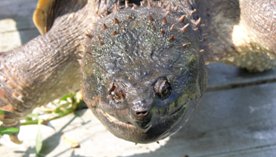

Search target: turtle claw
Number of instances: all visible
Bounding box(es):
[9,134,22,144]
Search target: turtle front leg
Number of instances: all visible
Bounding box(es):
[0,0,97,143]
[0,28,84,143]
[227,0,276,72]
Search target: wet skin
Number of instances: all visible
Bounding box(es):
[82,8,207,143]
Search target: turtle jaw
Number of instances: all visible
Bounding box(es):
[89,97,193,143]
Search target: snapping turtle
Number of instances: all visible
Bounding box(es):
[0,0,275,144]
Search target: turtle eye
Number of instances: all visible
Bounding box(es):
[154,77,172,100]
[108,83,126,103]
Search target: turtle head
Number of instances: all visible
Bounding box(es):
[82,7,206,143]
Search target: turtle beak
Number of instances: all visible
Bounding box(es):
[130,98,153,130]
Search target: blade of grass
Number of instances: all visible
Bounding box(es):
[0,127,19,136]
[35,120,43,156]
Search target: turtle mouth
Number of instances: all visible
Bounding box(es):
[170,105,185,115]
[97,108,137,129]
[94,101,186,130]
[88,95,191,143]
[91,99,192,143]
[96,107,154,132]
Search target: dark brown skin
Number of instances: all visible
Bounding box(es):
[0,0,275,143]
[82,5,206,142]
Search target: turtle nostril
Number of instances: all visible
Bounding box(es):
[135,111,149,117]
[131,99,152,122]
[131,108,150,121]
[131,109,151,129]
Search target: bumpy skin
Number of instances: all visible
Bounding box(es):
[82,6,206,142]
[0,0,275,143]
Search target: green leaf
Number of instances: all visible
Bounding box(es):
[35,126,43,155]
[59,94,74,101]
[0,110,4,115]
[0,127,19,135]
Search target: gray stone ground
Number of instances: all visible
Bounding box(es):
[1,0,276,157]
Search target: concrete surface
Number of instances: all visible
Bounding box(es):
[0,0,276,157]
